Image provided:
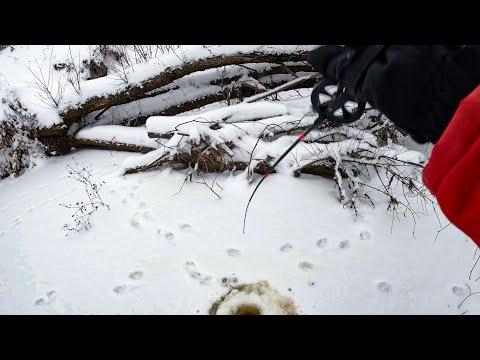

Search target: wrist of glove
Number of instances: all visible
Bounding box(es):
[307,45,377,91]
[308,45,480,143]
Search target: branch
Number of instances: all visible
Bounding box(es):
[60,51,310,125]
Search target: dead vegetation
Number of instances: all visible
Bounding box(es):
[2,46,435,228]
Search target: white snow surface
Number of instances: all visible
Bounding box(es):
[1,148,479,314]
[0,45,92,128]
[76,125,160,149]
[0,45,315,129]
[146,102,290,134]
[1,45,480,315]
[58,45,314,114]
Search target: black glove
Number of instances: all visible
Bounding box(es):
[308,45,480,143]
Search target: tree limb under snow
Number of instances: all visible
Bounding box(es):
[60,51,310,125]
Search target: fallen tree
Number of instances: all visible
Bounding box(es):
[21,48,314,158]
[2,45,436,229]
[76,62,315,129]
[107,100,431,224]
[73,125,158,154]
[60,50,310,126]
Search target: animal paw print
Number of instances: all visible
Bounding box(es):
[34,298,46,306]
[220,276,239,288]
[34,290,57,306]
[280,243,293,252]
[113,271,144,295]
[179,223,192,231]
[316,238,327,248]
[129,211,151,228]
[226,248,241,257]
[360,231,371,240]
[452,286,465,296]
[377,282,392,293]
[157,228,176,246]
[113,285,127,294]
[184,261,212,285]
[129,271,143,280]
[157,228,175,245]
[299,261,314,271]
[129,216,141,228]
[339,240,350,249]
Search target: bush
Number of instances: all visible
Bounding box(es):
[0,92,46,178]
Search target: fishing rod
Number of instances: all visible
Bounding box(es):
[242,76,367,233]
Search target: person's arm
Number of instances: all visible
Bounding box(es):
[308,45,480,245]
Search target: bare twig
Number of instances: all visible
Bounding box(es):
[59,158,110,233]
[435,223,451,242]
[470,254,480,281]
[458,283,480,309]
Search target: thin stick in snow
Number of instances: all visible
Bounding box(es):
[243,73,319,103]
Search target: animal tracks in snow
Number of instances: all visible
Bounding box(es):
[129,270,143,280]
[226,248,241,257]
[220,276,239,288]
[360,230,372,240]
[34,298,46,306]
[184,261,212,285]
[178,223,192,231]
[316,238,328,248]
[128,211,152,229]
[164,232,174,241]
[376,282,392,293]
[2,189,76,232]
[157,228,176,245]
[113,270,144,295]
[339,240,350,249]
[299,261,314,271]
[452,286,466,296]
[280,243,293,252]
[155,223,192,245]
[113,285,127,294]
[276,230,373,280]
[34,289,57,306]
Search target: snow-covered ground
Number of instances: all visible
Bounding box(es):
[2,45,480,315]
[1,148,479,314]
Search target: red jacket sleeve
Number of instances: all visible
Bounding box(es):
[423,85,480,246]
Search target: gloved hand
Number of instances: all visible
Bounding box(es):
[307,45,480,143]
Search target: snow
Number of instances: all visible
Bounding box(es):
[118,148,168,174]
[82,66,310,128]
[243,74,316,103]
[140,98,427,181]
[0,45,92,128]
[0,45,315,129]
[2,45,480,315]
[76,125,160,149]
[146,102,290,134]
[212,281,297,315]
[1,149,479,314]
[59,45,316,113]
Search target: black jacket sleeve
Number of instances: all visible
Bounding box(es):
[308,45,480,143]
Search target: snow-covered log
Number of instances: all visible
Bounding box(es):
[60,50,310,125]
[73,125,159,153]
